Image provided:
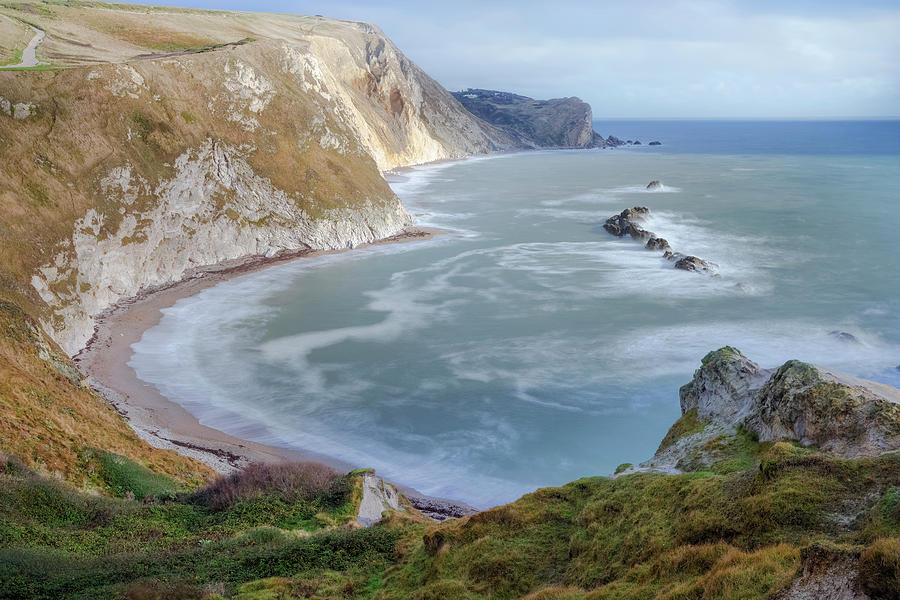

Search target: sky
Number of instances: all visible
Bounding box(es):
[121,0,899,118]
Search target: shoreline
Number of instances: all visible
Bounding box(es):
[73,225,476,515]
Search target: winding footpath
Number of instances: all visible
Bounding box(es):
[2,25,45,69]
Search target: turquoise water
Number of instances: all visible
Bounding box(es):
[132,126,900,508]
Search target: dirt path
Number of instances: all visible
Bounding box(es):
[2,25,45,68]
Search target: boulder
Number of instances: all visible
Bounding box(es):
[649,141,662,146]
[633,140,642,145]
[646,180,662,190]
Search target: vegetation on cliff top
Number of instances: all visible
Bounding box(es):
[2,406,899,599]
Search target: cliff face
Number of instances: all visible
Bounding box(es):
[0,2,512,355]
[452,88,597,148]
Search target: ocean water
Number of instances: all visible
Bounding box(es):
[131,121,900,508]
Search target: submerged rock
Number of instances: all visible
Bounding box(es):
[829,330,859,344]
[646,180,662,190]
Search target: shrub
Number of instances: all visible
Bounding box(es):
[187,462,350,511]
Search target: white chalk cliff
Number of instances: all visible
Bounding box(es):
[0,8,512,355]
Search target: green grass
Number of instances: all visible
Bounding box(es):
[0,461,382,599]
[0,64,61,71]
[90,449,182,499]
[656,407,705,453]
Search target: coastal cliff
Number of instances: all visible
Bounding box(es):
[452,88,598,148]
[0,1,518,490]
[0,2,513,355]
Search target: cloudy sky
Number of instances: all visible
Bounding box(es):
[125,0,899,118]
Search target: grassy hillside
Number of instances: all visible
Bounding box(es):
[3,403,899,599]
[0,300,214,487]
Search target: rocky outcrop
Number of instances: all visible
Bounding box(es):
[0,5,516,355]
[746,361,900,458]
[626,347,900,477]
[679,346,771,424]
[602,206,717,273]
[683,348,900,459]
[357,472,403,526]
[646,180,662,190]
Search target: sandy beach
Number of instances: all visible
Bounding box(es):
[74,227,439,475]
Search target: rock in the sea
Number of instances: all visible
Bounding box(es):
[606,135,626,147]
[603,206,649,236]
[681,347,900,459]
[646,180,662,190]
[829,330,859,344]
[627,224,653,241]
[603,206,718,273]
[633,140,642,145]
[673,255,711,272]
[648,141,662,146]
[646,236,670,251]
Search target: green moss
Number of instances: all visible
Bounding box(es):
[614,463,632,475]
[700,346,744,366]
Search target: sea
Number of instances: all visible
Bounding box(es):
[130,120,900,508]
